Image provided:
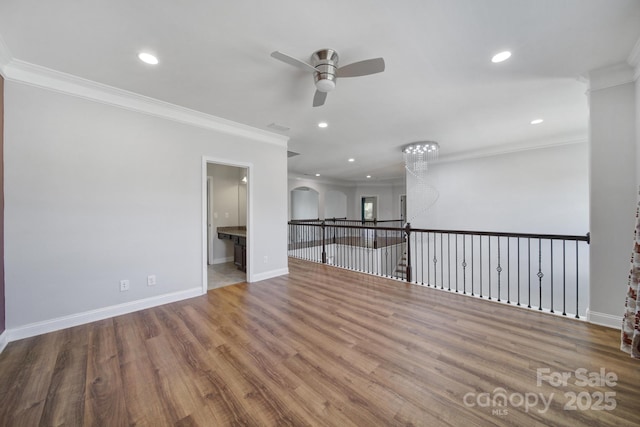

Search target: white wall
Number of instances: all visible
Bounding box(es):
[392,184,406,221]
[287,177,404,221]
[354,183,405,221]
[3,81,288,330]
[291,188,320,219]
[288,177,357,219]
[588,64,637,327]
[410,142,589,235]
[325,190,347,218]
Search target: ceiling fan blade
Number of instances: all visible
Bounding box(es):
[270,51,317,73]
[313,90,327,107]
[336,57,385,78]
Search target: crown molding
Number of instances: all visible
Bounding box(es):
[588,62,635,92]
[436,137,587,165]
[2,58,288,147]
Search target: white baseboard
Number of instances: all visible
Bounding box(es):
[212,256,234,265]
[0,330,8,354]
[250,268,289,283]
[4,287,204,344]
[587,310,622,329]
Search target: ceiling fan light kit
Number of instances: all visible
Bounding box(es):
[271,48,385,107]
[311,49,338,93]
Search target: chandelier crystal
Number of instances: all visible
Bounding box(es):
[403,141,440,222]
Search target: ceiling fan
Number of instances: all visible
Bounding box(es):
[270,49,385,107]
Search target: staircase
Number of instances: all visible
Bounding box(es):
[393,252,408,280]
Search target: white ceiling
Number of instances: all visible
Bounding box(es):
[1,0,639,183]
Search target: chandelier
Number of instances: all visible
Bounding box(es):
[403,141,440,223]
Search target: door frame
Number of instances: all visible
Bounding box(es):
[360,195,378,221]
[202,156,253,294]
[207,176,214,265]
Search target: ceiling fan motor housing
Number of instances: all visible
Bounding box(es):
[311,49,338,92]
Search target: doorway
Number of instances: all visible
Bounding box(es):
[204,161,249,291]
[361,196,378,221]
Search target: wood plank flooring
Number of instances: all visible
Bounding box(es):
[1,258,639,426]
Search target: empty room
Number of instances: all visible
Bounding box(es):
[1,1,640,425]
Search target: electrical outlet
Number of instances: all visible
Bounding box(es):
[263,256,268,264]
[120,279,130,292]
[147,275,156,286]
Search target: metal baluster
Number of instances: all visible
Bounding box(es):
[455,234,459,293]
[471,235,475,296]
[447,234,451,291]
[575,240,580,318]
[550,240,554,313]
[462,235,467,294]
[385,231,389,277]
[440,233,444,290]
[562,240,566,316]
[537,239,544,311]
[338,225,341,268]
[421,232,424,285]
[488,236,492,300]
[527,238,531,308]
[517,238,520,306]
[496,237,502,302]
[358,228,361,271]
[507,237,511,304]
[479,236,483,298]
[427,232,430,286]
[433,233,438,288]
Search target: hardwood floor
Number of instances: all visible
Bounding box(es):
[1,258,639,426]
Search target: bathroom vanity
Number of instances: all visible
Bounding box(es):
[216,226,246,271]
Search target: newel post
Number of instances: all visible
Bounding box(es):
[373,218,378,249]
[321,220,327,264]
[405,222,412,282]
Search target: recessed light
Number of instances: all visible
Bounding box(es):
[530,119,544,125]
[491,51,511,63]
[138,52,159,65]
[348,158,355,162]
[318,122,328,128]
[315,173,321,177]
[366,175,371,179]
